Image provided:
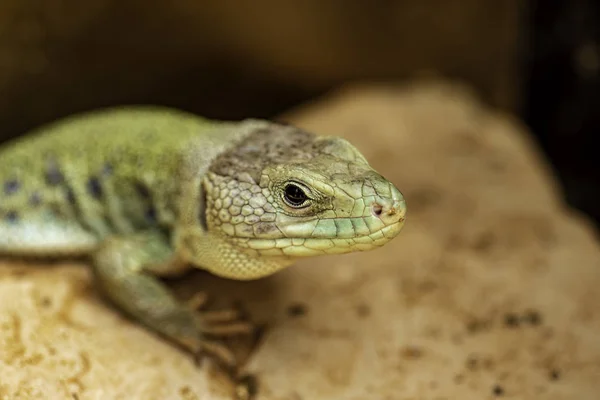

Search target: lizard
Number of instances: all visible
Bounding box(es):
[0,106,406,373]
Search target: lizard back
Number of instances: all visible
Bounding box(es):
[0,107,229,255]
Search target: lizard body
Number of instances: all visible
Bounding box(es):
[0,106,406,369]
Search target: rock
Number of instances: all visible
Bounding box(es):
[1,81,599,399]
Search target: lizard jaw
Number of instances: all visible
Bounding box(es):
[231,218,405,258]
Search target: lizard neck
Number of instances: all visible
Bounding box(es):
[172,119,300,280]
[174,226,294,280]
[173,119,271,230]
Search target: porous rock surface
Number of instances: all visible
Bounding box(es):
[1,81,599,399]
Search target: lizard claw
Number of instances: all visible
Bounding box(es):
[188,292,256,337]
[183,292,260,376]
[194,339,238,372]
[186,292,210,310]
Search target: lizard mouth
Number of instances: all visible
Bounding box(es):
[234,219,405,257]
[286,221,404,256]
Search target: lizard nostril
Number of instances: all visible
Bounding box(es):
[372,203,383,217]
[372,199,406,224]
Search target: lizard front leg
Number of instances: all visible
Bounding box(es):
[91,231,253,372]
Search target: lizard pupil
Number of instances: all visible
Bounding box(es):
[284,184,307,207]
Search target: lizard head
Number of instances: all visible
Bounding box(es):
[204,121,406,263]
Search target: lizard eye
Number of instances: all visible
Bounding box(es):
[283,183,309,207]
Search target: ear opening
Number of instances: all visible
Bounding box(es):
[197,186,208,230]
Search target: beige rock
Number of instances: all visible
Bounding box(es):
[1,81,599,399]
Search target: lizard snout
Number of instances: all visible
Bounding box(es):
[370,187,406,226]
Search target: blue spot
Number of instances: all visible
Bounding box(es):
[87,176,103,198]
[145,207,156,223]
[5,210,18,224]
[29,192,42,206]
[45,162,64,185]
[3,179,20,195]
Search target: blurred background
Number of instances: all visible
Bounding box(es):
[0,1,598,227]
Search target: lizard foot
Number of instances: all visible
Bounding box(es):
[184,292,259,375]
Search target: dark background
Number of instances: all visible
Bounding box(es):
[522,0,600,227]
[0,1,598,227]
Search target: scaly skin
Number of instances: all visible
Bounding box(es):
[0,106,406,373]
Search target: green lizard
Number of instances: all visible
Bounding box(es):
[0,106,406,371]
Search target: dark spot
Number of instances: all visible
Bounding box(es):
[524,310,542,326]
[466,355,479,370]
[473,231,495,252]
[134,181,151,198]
[145,207,157,223]
[504,313,520,328]
[65,186,76,204]
[86,176,103,199]
[287,302,308,317]
[355,303,371,318]
[466,319,489,333]
[492,384,505,396]
[254,222,278,235]
[29,192,42,206]
[5,210,19,224]
[454,374,465,384]
[549,368,561,381]
[102,163,113,176]
[40,297,52,308]
[45,162,64,185]
[49,203,67,218]
[401,346,423,360]
[482,357,495,371]
[466,320,479,333]
[179,386,192,397]
[3,179,20,195]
